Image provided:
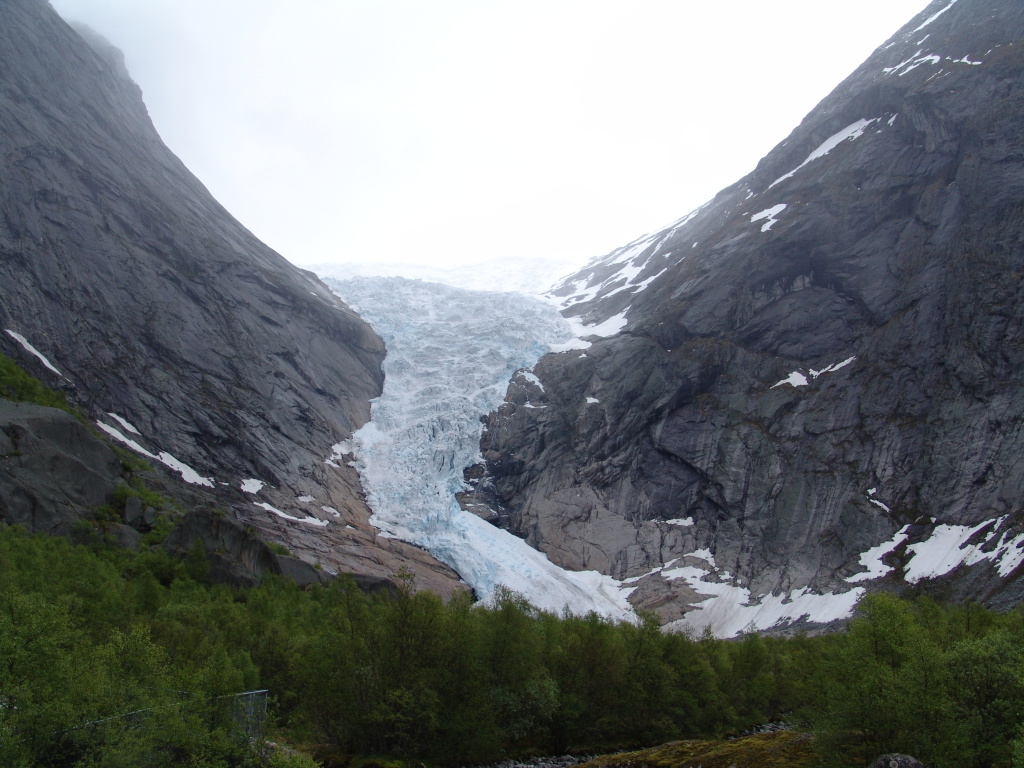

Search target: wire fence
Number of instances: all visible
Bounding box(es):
[59,688,269,745]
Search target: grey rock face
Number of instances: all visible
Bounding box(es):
[480,0,1024,623]
[0,398,120,534]
[0,0,463,595]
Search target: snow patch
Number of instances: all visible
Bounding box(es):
[322,506,341,517]
[846,525,910,583]
[158,453,215,488]
[518,370,544,391]
[564,311,628,341]
[770,119,879,188]
[810,356,856,378]
[664,517,695,527]
[585,397,599,405]
[883,51,942,76]
[5,330,64,377]
[240,478,265,494]
[96,421,214,487]
[297,495,315,503]
[106,413,140,435]
[750,204,787,232]
[688,548,715,566]
[255,502,330,527]
[773,357,855,390]
[96,422,157,460]
[665,565,864,638]
[772,371,808,389]
[903,518,1024,582]
[912,0,959,33]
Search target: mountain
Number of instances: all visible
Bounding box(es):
[0,0,462,595]
[474,0,1024,634]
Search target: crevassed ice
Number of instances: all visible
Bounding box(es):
[331,277,636,620]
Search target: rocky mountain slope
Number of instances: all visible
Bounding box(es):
[0,0,461,595]
[476,0,1024,631]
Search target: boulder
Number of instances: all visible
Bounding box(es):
[869,755,928,768]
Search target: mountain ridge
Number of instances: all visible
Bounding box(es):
[473,0,1024,633]
[0,0,463,596]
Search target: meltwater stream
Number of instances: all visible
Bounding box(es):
[330,277,634,620]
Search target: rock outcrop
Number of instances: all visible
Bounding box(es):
[0,398,120,535]
[479,0,1024,627]
[0,0,463,595]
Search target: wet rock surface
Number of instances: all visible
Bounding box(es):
[480,0,1024,622]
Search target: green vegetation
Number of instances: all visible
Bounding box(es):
[580,730,816,768]
[2,522,1023,768]
[0,352,69,411]
[267,541,292,557]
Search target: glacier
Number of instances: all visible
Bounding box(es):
[328,276,636,621]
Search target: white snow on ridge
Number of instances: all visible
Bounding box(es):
[331,276,636,621]
[5,330,64,377]
[770,119,879,189]
[546,208,700,315]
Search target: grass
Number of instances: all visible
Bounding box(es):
[0,352,70,411]
[579,731,816,768]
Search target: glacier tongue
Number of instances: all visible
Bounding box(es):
[329,277,636,620]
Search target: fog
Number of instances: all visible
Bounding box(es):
[50,0,931,271]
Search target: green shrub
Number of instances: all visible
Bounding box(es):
[0,352,69,411]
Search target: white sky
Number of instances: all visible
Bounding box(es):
[50,0,930,272]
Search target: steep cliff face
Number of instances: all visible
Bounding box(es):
[480,0,1024,627]
[0,0,462,595]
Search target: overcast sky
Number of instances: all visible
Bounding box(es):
[51,0,931,272]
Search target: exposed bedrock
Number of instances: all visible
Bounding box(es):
[477,0,1024,622]
[0,0,463,595]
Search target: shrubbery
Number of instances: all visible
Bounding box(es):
[3,522,1024,767]
[2,353,1022,767]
